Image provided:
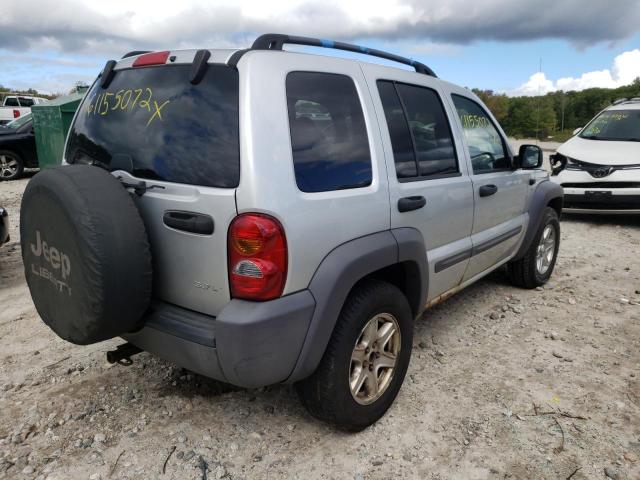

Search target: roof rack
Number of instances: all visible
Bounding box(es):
[612,97,640,105]
[250,33,437,77]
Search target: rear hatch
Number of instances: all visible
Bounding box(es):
[65,56,239,316]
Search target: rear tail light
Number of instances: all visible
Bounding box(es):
[228,213,287,301]
[132,51,170,67]
[12,109,20,119]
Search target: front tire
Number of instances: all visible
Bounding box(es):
[508,207,560,288]
[296,279,413,431]
[0,150,24,181]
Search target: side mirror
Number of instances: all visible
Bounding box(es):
[517,144,543,169]
[572,127,582,135]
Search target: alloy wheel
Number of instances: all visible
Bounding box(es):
[536,224,556,275]
[0,154,19,179]
[349,313,401,405]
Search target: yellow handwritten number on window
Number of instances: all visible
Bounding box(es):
[86,87,170,127]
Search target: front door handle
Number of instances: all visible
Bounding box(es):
[163,210,214,235]
[479,184,498,197]
[398,196,426,212]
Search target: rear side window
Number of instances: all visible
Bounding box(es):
[18,97,34,107]
[286,72,372,193]
[377,81,458,180]
[4,97,18,107]
[377,81,417,178]
[66,64,240,188]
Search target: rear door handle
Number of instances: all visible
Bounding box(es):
[163,210,214,235]
[397,196,426,212]
[479,184,498,197]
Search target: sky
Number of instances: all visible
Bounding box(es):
[1,0,639,96]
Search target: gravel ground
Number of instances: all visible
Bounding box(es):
[1,167,639,480]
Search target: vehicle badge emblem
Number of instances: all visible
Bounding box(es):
[591,167,613,178]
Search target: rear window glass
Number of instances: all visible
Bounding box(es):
[67,64,240,188]
[286,71,372,193]
[4,97,18,107]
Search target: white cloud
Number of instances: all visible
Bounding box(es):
[508,49,640,96]
[1,0,640,94]
[509,72,556,96]
[1,0,639,56]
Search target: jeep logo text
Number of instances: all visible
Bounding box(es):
[31,230,71,280]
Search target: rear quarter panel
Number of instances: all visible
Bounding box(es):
[234,51,392,295]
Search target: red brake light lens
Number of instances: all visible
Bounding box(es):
[12,109,20,119]
[228,214,287,301]
[132,51,170,67]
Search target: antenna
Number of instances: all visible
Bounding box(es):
[535,57,541,144]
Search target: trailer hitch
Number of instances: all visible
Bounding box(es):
[106,343,142,366]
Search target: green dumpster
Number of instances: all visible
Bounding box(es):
[31,89,86,169]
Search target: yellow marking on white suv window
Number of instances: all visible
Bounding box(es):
[610,113,629,121]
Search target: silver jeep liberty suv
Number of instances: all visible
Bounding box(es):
[20,34,563,431]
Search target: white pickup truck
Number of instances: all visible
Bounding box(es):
[0,95,47,125]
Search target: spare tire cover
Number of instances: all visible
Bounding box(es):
[20,165,152,345]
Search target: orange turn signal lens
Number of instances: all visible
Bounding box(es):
[232,237,263,255]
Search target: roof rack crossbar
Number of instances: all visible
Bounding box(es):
[251,33,437,77]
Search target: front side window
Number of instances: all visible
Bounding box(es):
[377,80,458,180]
[286,72,372,193]
[452,95,510,173]
[580,109,640,141]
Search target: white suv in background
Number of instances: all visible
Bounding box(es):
[551,98,640,214]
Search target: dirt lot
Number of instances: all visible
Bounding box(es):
[1,173,639,480]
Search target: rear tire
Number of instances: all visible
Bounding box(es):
[0,150,24,181]
[508,207,560,288]
[296,279,413,431]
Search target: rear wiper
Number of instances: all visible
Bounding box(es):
[116,176,165,196]
[85,160,164,196]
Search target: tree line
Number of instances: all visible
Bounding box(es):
[2,77,640,142]
[0,81,89,102]
[472,77,640,140]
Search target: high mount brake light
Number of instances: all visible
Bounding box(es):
[132,51,170,67]
[228,213,287,301]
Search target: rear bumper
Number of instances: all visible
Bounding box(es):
[124,290,316,388]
